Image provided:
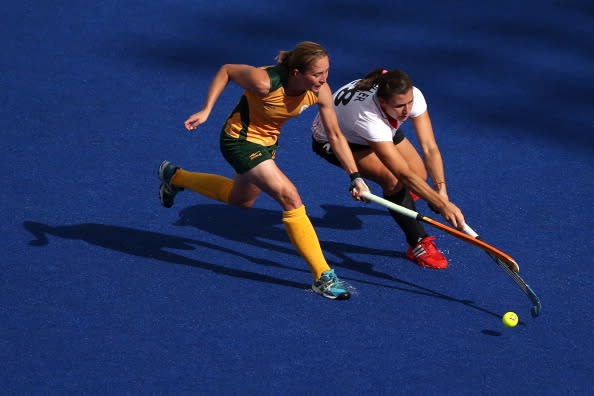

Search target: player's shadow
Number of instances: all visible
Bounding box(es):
[22,220,305,290]
[23,204,501,318]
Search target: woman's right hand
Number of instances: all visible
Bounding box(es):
[184,109,209,131]
[350,178,370,201]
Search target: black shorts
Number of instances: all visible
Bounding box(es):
[312,129,405,167]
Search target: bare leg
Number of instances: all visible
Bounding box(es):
[229,160,332,280]
[229,159,303,210]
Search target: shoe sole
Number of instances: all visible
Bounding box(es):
[159,183,174,208]
[158,161,178,208]
[407,256,448,269]
[311,285,351,300]
[158,160,171,183]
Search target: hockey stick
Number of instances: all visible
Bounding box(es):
[361,191,541,317]
[463,224,542,317]
[361,191,520,272]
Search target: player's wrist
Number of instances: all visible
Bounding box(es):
[349,172,368,193]
[349,172,361,181]
[434,181,447,193]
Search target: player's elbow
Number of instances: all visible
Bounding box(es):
[422,144,440,159]
[325,129,342,144]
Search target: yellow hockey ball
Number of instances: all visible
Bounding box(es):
[502,312,519,327]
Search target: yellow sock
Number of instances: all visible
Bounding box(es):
[171,169,233,203]
[282,205,331,280]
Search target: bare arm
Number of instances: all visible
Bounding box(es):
[317,84,358,173]
[317,84,369,199]
[411,111,448,197]
[369,140,465,229]
[184,64,270,130]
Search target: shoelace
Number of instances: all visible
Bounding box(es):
[320,275,343,291]
[412,237,438,257]
[421,238,438,252]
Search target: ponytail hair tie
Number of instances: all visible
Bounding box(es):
[381,69,389,74]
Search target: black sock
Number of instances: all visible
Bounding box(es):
[384,188,427,246]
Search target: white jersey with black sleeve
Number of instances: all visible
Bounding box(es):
[312,79,428,145]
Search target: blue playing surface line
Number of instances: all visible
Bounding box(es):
[2,1,594,394]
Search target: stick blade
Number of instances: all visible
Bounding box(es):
[531,303,542,317]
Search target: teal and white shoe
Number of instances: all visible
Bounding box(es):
[158,160,183,208]
[312,269,351,300]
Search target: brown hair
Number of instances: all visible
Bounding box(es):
[275,41,329,72]
[355,68,413,100]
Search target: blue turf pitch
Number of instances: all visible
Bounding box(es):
[3,1,594,394]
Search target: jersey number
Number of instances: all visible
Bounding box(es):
[334,87,356,106]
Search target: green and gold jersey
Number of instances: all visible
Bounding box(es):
[222,65,319,146]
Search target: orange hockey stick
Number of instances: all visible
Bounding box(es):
[361,191,519,272]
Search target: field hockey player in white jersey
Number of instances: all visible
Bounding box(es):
[312,68,465,269]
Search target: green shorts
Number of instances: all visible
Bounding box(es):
[220,131,278,174]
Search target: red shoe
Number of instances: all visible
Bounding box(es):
[406,236,448,269]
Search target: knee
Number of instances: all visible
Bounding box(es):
[377,174,401,195]
[274,187,303,211]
